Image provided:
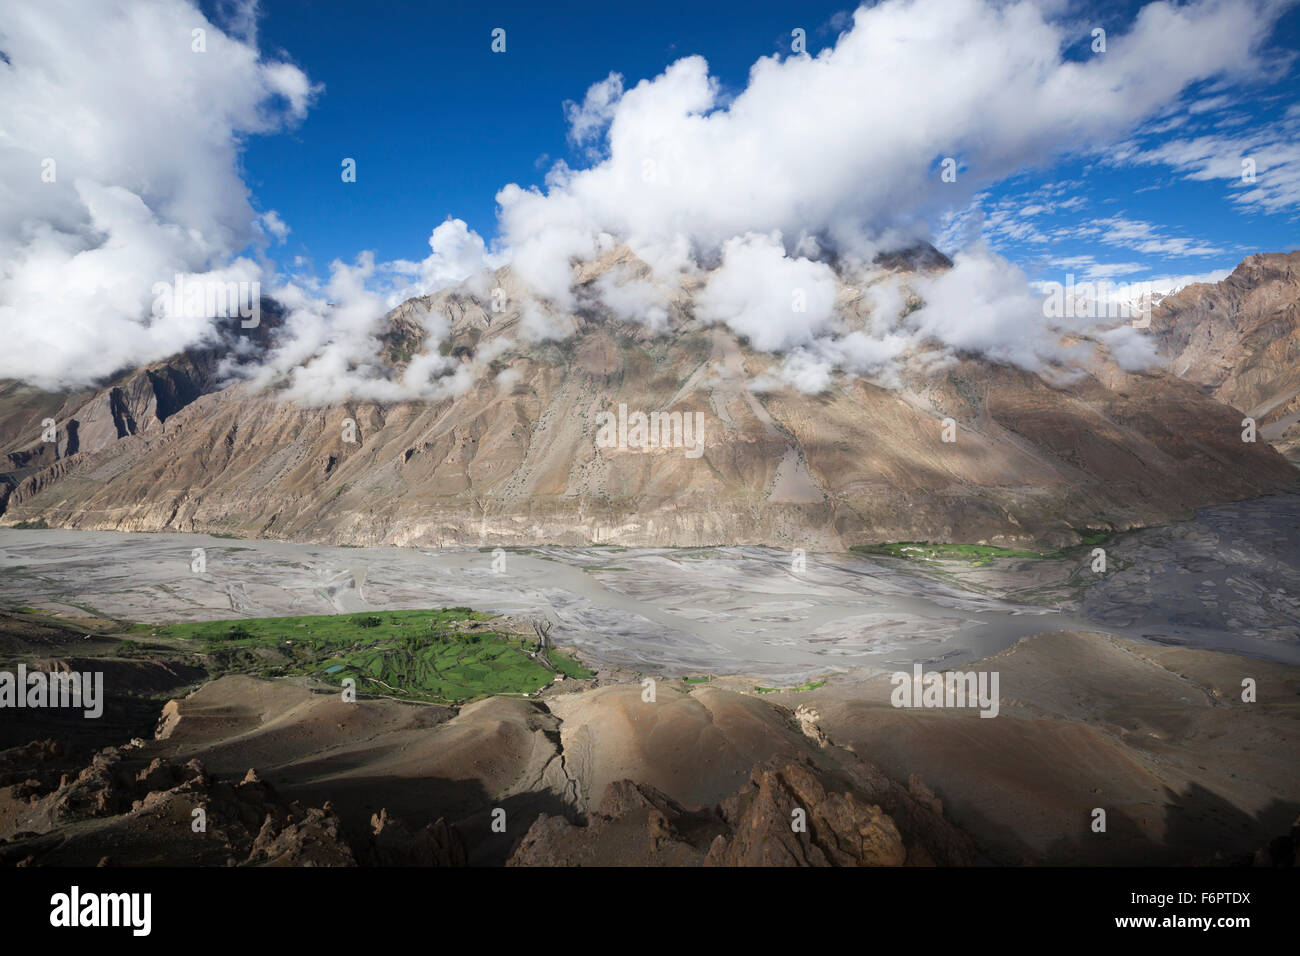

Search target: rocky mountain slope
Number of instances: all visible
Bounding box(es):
[1,249,1296,549]
[1149,250,1300,462]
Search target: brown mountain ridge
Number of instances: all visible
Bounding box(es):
[1,248,1296,549]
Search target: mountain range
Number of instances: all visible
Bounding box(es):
[2,248,1297,549]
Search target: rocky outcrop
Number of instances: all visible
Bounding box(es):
[0,739,67,790]
[245,800,356,867]
[7,459,73,511]
[0,749,356,866]
[704,761,907,866]
[362,808,468,867]
[507,779,726,866]
[508,757,975,867]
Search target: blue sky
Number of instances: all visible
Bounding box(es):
[235,0,1300,287]
[238,0,867,268]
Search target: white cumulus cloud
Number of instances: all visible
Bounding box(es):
[0,0,318,389]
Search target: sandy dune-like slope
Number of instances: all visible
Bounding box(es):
[3,630,1294,866]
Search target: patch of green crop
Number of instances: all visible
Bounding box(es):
[754,680,826,694]
[1073,528,1112,547]
[852,541,1044,565]
[854,528,1118,565]
[155,607,591,704]
[551,653,595,680]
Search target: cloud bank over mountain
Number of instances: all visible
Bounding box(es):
[0,0,1288,398]
[502,0,1279,284]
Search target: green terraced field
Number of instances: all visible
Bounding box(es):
[852,542,1044,563]
[852,530,1112,567]
[754,680,826,694]
[157,608,594,704]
